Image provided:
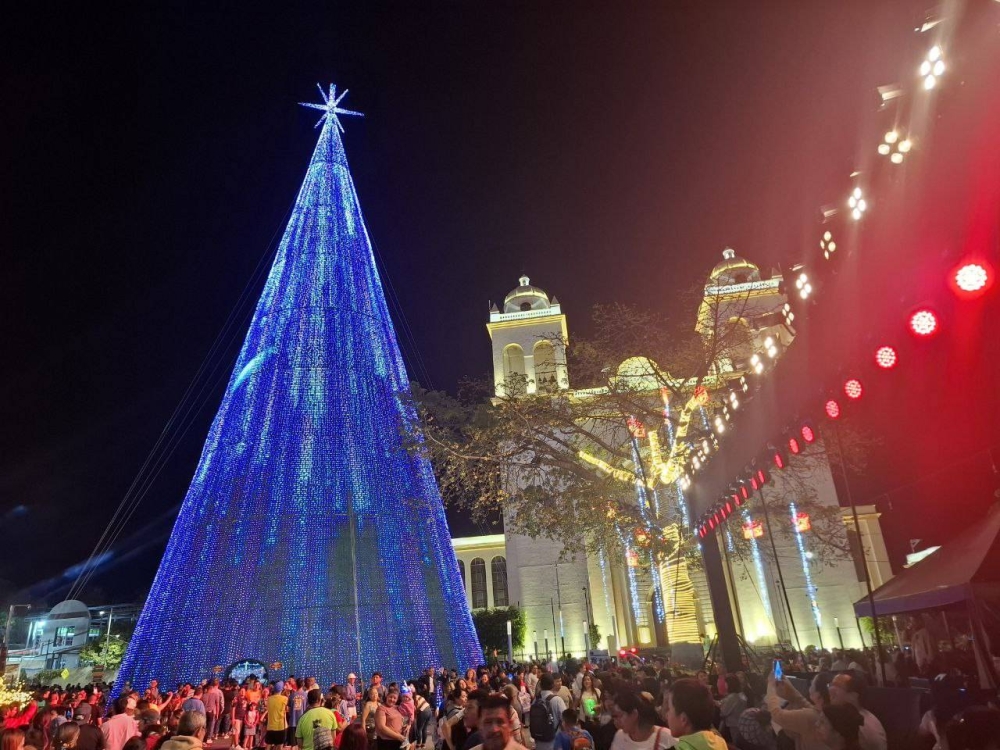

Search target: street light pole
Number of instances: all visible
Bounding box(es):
[831,422,886,685]
[4,604,30,650]
[104,608,114,667]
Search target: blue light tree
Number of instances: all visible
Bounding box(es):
[117,85,482,688]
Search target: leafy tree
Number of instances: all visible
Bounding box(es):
[471,606,525,659]
[78,635,129,669]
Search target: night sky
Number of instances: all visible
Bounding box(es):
[2,2,998,604]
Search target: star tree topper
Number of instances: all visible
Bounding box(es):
[300,83,363,132]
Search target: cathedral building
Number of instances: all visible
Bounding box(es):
[452,250,893,662]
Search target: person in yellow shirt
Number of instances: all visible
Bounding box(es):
[266,683,290,750]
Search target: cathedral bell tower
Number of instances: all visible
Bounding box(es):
[487,276,569,398]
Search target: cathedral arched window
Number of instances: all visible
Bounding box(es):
[502,344,526,394]
[491,556,508,607]
[470,558,488,609]
[533,340,557,393]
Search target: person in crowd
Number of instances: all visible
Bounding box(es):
[3,728,27,750]
[766,670,832,750]
[412,685,434,748]
[717,674,746,745]
[243,698,260,749]
[374,688,407,750]
[592,694,618,750]
[121,738,145,750]
[531,674,568,750]
[815,704,864,750]
[459,690,489,750]
[609,686,676,750]
[265,682,289,750]
[202,680,224,741]
[371,675,387,704]
[140,724,165,750]
[827,674,885,750]
[220,679,238,738]
[397,687,416,738]
[554,709,593,750]
[231,688,247,750]
[499,686,526,748]
[944,706,1000,750]
[73,709,106,750]
[344,677,359,722]
[338,724,369,750]
[663,679,726,750]
[287,680,309,748]
[362,688,381,746]
[181,692,205,718]
[525,668,539,698]
[53,724,79,750]
[296,689,338,750]
[161,711,207,750]
[577,676,601,726]
[144,684,160,706]
[552,678,573,712]
[101,697,139,750]
[469,694,529,750]
[439,687,468,750]
[736,708,777,750]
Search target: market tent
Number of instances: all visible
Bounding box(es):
[854,502,1000,617]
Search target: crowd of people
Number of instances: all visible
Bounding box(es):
[1,656,998,750]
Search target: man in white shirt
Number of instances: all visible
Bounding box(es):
[526,666,539,697]
[101,696,139,750]
[829,673,887,750]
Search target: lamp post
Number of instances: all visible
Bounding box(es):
[103,608,114,668]
[505,620,513,664]
[835,617,845,649]
[533,630,538,660]
[583,620,590,659]
[544,629,549,661]
[3,605,31,650]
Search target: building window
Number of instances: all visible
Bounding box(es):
[458,559,466,590]
[470,558,488,609]
[55,626,75,647]
[533,340,558,393]
[491,556,509,607]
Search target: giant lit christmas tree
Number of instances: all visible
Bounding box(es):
[117,85,481,688]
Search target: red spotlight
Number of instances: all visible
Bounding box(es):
[952,261,992,298]
[909,309,938,337]
[725,501,733,515]
[756,466,770,485]
[800,422,816,443]
[769,444,788,470]
[739,482,750,500]
[875,346,897,369]
[732,492,742,507]
[788,435,801,455]
[825,399,841,419]
[844,379,863,400]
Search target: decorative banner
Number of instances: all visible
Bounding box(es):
[743,520,764,539]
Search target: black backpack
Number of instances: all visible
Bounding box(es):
[529,695,556,742]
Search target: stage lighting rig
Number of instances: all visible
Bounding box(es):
[920,45,946,90]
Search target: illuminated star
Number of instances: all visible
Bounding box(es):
[299,83,363,132]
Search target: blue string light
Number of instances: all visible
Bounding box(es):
[789,502,822,631]
[116,85,481,690]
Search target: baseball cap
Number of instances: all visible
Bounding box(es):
[347,673,357,679]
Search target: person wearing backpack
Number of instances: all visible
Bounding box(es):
[296,689,339,750]
[530,675,567,750]
[554,709,594,750]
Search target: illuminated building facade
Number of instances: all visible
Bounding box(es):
[116,86,481,689]
[473,250,892,660]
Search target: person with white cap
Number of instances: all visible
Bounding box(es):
[101,696,139,750]
[345,675,359,720]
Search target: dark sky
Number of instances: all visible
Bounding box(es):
[2,2,998,604]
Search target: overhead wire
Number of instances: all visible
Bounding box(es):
[66,199,294,600]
